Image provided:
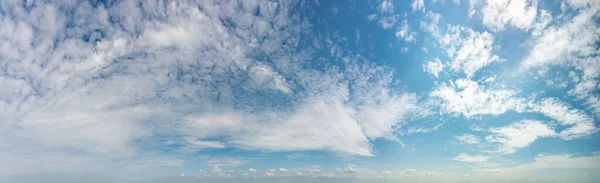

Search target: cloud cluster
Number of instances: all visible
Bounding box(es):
[0,0,432,178]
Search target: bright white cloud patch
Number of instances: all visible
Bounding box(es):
[486,120,555,154]
[423,58,444,78]
[430,78,527,118]
[481,0,538,31]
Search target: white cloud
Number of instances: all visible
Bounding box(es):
[265,171,275,177]
[411,0,426,12]
[247,64,292,94]
[0,0,428,178]
[401,47,409,53]
[378,15,398,29]
[453,153,489,163]
[381,0,395,14]
[279,168,289,173]
[438,26,501,77]
[423,58,444,78]
[395,20,417,43]
[533,98,596,140]
[249,168,257,172]
[184,139,226,149]
[430,78,527,118]
[420,11,441,36]
[485,120,555,154]
[521,2,599,68]
[469,0,479,18]
[367,14,377,21]
[520,2,600,117]
[481,0,538,31]
[455,134,481,144]
[343,167,358,173]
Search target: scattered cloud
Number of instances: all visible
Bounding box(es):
[411,0,426,12]
[481,0,538,31]
[455,134,481,144]
[430,78,527,118]
[453,153,489,163]
[485,120,555,154]
[438,25,501,77]
[396,20,417,43]
[533,98,596,140]
[423,58,444,78]
[381,0,395,14]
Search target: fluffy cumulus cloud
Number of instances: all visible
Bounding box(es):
[423,58,444,78]
[481,0,538,31]
[396,20,417,43]
[381,0,395,14]
[411,0,426,12]
[0,0,426,178]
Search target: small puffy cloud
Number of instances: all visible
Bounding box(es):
[296,172,303,176]
[381,0,395,14]
[248,168,257,172]
[455,134,481,144]
[310,165,321,173]
[411,0,426,12]
[343,166,358,173]
[279,168,289,173]
[378,16,398,29]
[420,11,441,35]
[423,58,444,78]
[486,120,555,154]
[367,14,377,21]
[247,64,292,94]
[453,153,489,163]
[401,47,409,53]
[265,171,275,177]
[395,20,417,43]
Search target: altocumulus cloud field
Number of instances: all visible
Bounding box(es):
[0,0,599,183]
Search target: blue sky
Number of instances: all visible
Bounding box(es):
[0,0,599,182]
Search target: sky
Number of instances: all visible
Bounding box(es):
[0,0,599,182]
